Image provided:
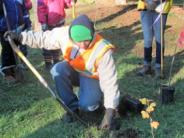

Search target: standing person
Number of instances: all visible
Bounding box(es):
[37,0,76,70]
[17,0,32,63]
[23,0,32,31]
[137,0,173,78]
[0,0,25,82]
[6,15,120,130]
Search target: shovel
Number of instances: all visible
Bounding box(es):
[158,0,175,104]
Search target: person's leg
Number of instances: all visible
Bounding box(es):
[51,49,61,65]
[42,48,53,70]
[48,25,63,66]
[0,32,16,78]
[50,61,79,111]
[137,11,154,75]
[78,75,103,112]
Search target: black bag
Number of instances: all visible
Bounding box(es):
[118,95,144,116]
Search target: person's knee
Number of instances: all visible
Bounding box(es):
[50,61,69,77]
[79,100,99,112]
[50,64,56,75]
[144,40,152,48]
[50,62,62,77]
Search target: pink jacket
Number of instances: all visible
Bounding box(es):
[37,0,72,26]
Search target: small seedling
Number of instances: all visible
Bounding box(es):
[139,98,159,138]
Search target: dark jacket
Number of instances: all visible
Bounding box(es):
[0,0,24,32]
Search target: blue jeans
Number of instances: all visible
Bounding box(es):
[50,61,102,112]
[141,11,167,68]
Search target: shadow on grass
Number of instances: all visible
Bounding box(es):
[0,48,53,115]
[23,111,142,138]
[100,21,142,57]
[24,119,89,138]
[96,4,137,24]
[116,49,184,97]
[0,79,51,115]
[1,45,65,117]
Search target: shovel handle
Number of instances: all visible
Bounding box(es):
[72,3,76,19]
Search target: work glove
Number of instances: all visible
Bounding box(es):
[145,0,158,11]
[4,31,23,44]
[99,108,119,130]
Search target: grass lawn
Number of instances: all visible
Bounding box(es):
[1,0,184,138]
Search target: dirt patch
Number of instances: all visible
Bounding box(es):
[66,1,184,59]
[74,1,184,29]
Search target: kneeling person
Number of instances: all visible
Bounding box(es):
[6,15,120,130]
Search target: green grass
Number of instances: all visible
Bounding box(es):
[1,1,184,138]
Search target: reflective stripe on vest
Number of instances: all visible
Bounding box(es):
[86,39,113,73]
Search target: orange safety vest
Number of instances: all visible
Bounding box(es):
[63,34,115,79]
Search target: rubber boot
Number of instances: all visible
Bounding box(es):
[137,65,152,76]
[137,47,152,76]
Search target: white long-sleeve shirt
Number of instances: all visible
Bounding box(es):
[21,26,120,109]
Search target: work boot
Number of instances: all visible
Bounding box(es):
[62,109,79,123]
[4,75,17,84]
[137,65,152,76]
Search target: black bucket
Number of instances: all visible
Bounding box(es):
[160,85,175,104]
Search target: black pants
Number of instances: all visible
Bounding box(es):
[42,48,61,65]
[0,31,27,76]
[42,24,63,66]
[0,31,16,76]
